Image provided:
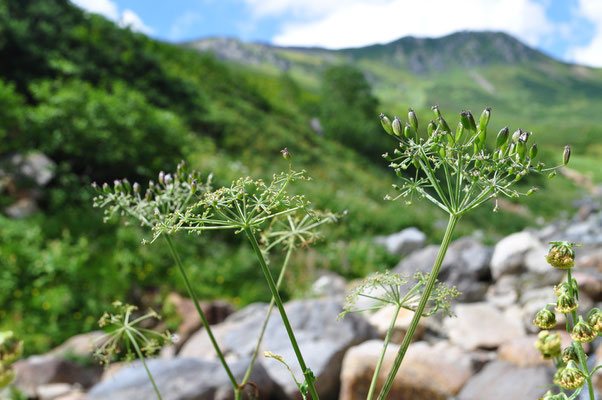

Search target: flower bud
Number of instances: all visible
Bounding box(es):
[380,113,393,135]
[529,143,538,159]
[562,343,581,363]
[438,116,451,133]
[190,180,198,194]
[392,116,403,137]
[512,128,522,143]
[427,120,436,137]
[455,122,465,143]
[460,111,472,133]
[527,187,538,196]
[587,310,602,332]
[546,241,576,269]
[534,330,561,359]
[408,108,418,132]
[133,182,141,194]
[280,147,292,162]
[164,174,173,185]
[91,182,100,193]
[571,316,597,343]
[158,171,165,185]
[495,126,509,150]
[478,107,491,132]
[113,180,124,193]
[563,145,570,165]
[466,110,477,132]
[555,293,578,314]
[548,171,556,179]
[403,123,412,139]
[102,182,111,194]
[516,138,526,162]
[533,308,556,329]
[122,178,132,193]
[558,360,585,390]
[431,105,441,119]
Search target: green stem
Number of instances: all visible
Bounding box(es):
[237,244,295,396]
[164,235,238,390]
[367,304,401,400]
[567,270,595,400]
[377,214,460,400]
[244,228,319,400]
[127,331,163,400]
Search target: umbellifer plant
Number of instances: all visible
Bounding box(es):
[534,242,601,400]
[373,106,569,399]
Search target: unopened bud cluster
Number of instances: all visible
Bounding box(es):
[533,241,601,398]
[0,331,23,389]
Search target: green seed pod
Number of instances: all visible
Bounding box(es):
[392,116,403,137]
[438,116,451,136]
[546,242,576,269]
[512,128,522,143]
[460,111,472,132]
[102,182,111,194]
[380,113,393,135]
[529,143,538,159]
[382,152,392,161]
[496,126,509,150]
[439,147,446,159]
[562,343,581,363]
[587,310,602,332]
[455,122,465,143]
[534,330,561,359]
[190,180,198,194]
[516,139,526,162]
[408,108,418,132]
[563,145,571,165]
[478,107,491,132]
[280,147,292,162]
[548,171,556,179]
[427,120,436,137]
[466,110,477,132]
[558,360,585,390]
[122,178,132,193]
[527,187,538,196]
[571,317,597,343]
[91,182,101,193]
[555,293,578,314]
[113,180,124,193]
[403,123,412,139]
[431,105,441,119]
[533,308,556,329]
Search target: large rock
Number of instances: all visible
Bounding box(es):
[374,227,426,256]
[368,306,426,344]
[457,361,552,400]
[49,331,106,359]
[490,231,561,282]
[443,303,525,350]
[393,237,492,302]
[181,298,376,399]
[497,335,553,367]
[339,340,474,400]
[310,272,347,298]
[88,357,280,400]
[13,355,102,397]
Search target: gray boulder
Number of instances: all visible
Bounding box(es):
[181,298,376,399]
[393,237,492,302]
[374,227,426,257]
[457,361,552,400]
[87,357,280,400]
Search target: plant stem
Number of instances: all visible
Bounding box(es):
[567,270,595,400]
[367,304,401,400]
[377,214,460,400]
[244,228,319,400]
[236,244,295,400]
[127,331,163,400]
[164,235,238,389]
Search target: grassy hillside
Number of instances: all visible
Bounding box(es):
[0,1,594,353]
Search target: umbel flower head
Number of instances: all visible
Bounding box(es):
[534,330,561,359]
[379,106,567,215]
[571,316,597,343]
[558,360,585,390]
[546,241,580,269]
[533,307,556,329]
[93,301,172,366]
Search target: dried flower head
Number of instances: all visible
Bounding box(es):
[555,293,578,314]
[534,330,561,359]
[94,301,172,366]
[338,271,460,320]
[558,360,585,390]
[571,316,597,343]
[533,308,556,329]
[587,309,602,333]
[562,342,583,364]
[546,241,580,269]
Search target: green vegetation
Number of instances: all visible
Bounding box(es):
[0,0,597,355]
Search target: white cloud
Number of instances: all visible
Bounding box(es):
[242,0,554,49]
[566,0,602,67]
[120,9,154,34]
[71,0,153,35]
[169,11,202,41]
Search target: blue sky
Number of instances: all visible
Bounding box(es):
[72,0,602,67]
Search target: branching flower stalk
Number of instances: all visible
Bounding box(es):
[376,106,568,399]
[153,154,321,400]
[339,271,459,400]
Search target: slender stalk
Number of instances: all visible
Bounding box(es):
[367,304,401,400]
[244,228,320,400]
[567,270,595,400]
[377,214,460,399]
[235,244,295,400]
[164,235,238,389]
[127,331,163,400]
